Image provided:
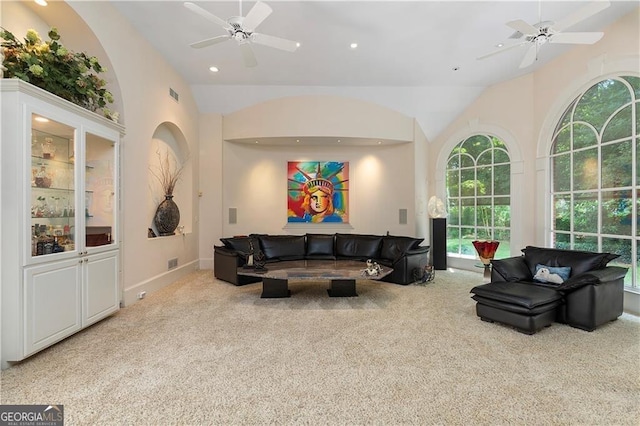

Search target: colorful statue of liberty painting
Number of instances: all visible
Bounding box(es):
[287,161,349,223]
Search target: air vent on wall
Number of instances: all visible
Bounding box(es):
[169,88,179,102]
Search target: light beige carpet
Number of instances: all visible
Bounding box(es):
[1,268,639,425]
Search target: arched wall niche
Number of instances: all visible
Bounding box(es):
[148,122,192,237]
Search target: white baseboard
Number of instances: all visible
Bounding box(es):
[122,260,199,307]
[624,291,640,316]
[200,257,213,270]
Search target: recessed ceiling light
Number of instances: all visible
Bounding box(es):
[209,66,219,72]
[34,116,49,123]
[496,43,504,48]
[296,139,300,143]
[350,43,358,49]
[34,0,47,6]
[296,42,301,48]
[337,139,341,143]
[377,141,382,145]
[255,140,259,144]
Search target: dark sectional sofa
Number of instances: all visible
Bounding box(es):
[470,246,627,333]
[214,233,430,285]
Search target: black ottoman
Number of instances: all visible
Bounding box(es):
[470,282,563,334]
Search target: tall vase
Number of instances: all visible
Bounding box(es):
[472,240,500,283]
[154,195,180,236]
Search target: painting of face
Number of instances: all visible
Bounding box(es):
[309,190,330,213]
[287,161,349,223]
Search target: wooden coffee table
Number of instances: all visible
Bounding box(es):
[237,259,393,298]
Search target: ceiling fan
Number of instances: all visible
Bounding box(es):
[478,1,611,69]
[184,1,299,68]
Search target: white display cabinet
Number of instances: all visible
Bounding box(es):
[1,80,124,368]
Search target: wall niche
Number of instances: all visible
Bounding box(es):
[147,122,191,238]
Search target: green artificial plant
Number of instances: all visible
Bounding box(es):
[0,27,118,122]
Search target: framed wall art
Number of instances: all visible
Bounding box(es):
[287,161,349,223]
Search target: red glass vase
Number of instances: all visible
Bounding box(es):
[472,240,500,280]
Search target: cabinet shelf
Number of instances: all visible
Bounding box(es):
[31,215,84,219]
[32,186,93,193]
[32,185,73,192]
[31,155,72,164]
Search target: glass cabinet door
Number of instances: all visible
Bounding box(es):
[85,132,116,248]
[30,113,77,258]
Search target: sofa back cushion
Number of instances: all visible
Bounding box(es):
[305,234,336,259]
[521,246,619,277]
[490,257,533,282]
[259,235,306,261]
[220,236,259,254]
[335,234,382,260]
[380,236,424,261]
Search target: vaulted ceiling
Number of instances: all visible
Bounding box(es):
[38,1,640,140]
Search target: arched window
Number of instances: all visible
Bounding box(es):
[446,135,511,258]
[550,76,639,289]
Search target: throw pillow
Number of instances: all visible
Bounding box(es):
[533,264,571,285]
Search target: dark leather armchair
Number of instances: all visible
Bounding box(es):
[471,246,627,332]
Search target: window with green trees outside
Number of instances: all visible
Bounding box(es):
[446,135,511,260]
[550,76,639,290]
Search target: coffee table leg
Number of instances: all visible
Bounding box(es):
[261,278,290,298]
[328,279,358,297]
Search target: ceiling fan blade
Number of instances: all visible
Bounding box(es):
[251,33,299,52]
[184,2,229,29]
[239,41,257,67]
[242,1,272,32]
[506,19,538,36]
[553,1,611,32]
[477,40,528,60]
[550,31,604,45]
[189,35,231,49]
[519,44,538,69]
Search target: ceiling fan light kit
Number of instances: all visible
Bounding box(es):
[478,0,610,69]
[184,1,299,68]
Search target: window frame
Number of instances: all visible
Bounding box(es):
[441,131,518,259]
[548,75,639,291]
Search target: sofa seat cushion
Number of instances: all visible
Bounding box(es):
[305,234,336,260]
[335,234,382,260]
[470,281,562,310]
[259,235,306,261]
[471,294,562,315]
[521,246,619,277]
[380,236,424,261]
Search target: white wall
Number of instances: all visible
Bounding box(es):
[66,2,202,305]
[207,95,422,246]
[220,142,417,237]
[198,112,224,270]
[223,95,415,142]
